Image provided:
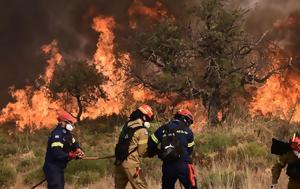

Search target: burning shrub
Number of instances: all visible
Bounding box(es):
[130,0,279,126]
[49,59,108,122]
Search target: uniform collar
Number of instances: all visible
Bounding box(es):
[57,124,68,133]
[172,119,187,127]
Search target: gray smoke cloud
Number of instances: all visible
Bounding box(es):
[244,0,300,35]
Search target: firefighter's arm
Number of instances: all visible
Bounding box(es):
[147,127,162,157]
[187,129,195,155]
[70,135,85,158]
[271,154,287,184]
[71,136,80,150]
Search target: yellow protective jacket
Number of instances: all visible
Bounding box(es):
[121,119,148,168]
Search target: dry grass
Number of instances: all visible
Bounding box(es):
[1,115,298,189]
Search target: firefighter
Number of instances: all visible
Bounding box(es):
[43,111,85,189]
[148,109,197,189]
[114,104,154,189]
[270,133,300,189]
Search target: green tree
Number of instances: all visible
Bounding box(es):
[49,60,107,122]
[131,0,285,126]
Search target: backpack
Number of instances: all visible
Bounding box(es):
[158,123,184,162]
[115,123,145,165]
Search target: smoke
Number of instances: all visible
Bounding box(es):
[244,0,300,35]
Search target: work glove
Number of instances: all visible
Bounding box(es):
[269,184,276,189]
[75,148,85,159]
[68,151,78,160]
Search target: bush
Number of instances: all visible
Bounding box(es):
[74,171,101,188]
[201,171,245,189]
[0,161,17,189]
[0,143,18,157]
[17,157,42,173]
[195,132,237,155]
[65,159,107,185]
[241,142,268,158]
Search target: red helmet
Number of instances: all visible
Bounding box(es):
[290,133,300,152]
[138,104,154,121]
[176,109,194,124]
[57,111,77,124]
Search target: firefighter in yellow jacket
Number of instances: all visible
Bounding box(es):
[114,104,154,189]
[270,133,300,189]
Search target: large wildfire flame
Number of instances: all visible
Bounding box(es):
[0,1,212,130]
[0,16,133,129]
[0,41,63,129]
[0,1,173,130]
[250,13,300,122]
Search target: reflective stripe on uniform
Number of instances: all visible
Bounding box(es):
[51,142,64,148]
[151,134,158,144]
[188,141,195,147]
[138,139,148,145]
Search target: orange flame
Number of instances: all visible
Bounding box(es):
[84,16,129,118]
[128,0,169,29]
[41,40,62,84]
[250,14,300,122]
[0,40,62,129]
[0,5,183,130]
[250,70,300,122]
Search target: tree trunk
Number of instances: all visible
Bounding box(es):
[75,95,83,123]
[207,89,221,127]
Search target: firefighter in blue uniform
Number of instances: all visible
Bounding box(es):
[43,111,85,189]
[148,109,197,189]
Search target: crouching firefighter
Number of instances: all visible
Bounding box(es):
[43,111,85,189]
[114,104,154,189]
[148,109,198,189]
[270,133,300,189]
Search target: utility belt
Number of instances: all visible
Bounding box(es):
[287,162,300,180]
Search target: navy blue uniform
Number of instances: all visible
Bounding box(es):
[148,119,196,189]
[43,124,80,189]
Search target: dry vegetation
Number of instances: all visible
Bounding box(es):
[0,112,298,189]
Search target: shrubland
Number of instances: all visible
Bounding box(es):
[0,112,298,189]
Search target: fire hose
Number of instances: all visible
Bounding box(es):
[30,155,115,189]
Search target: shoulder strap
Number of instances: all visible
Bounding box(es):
[132,126,146,132]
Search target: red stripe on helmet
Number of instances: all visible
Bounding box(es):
[138,104,154,120]
[177,109,193,122]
